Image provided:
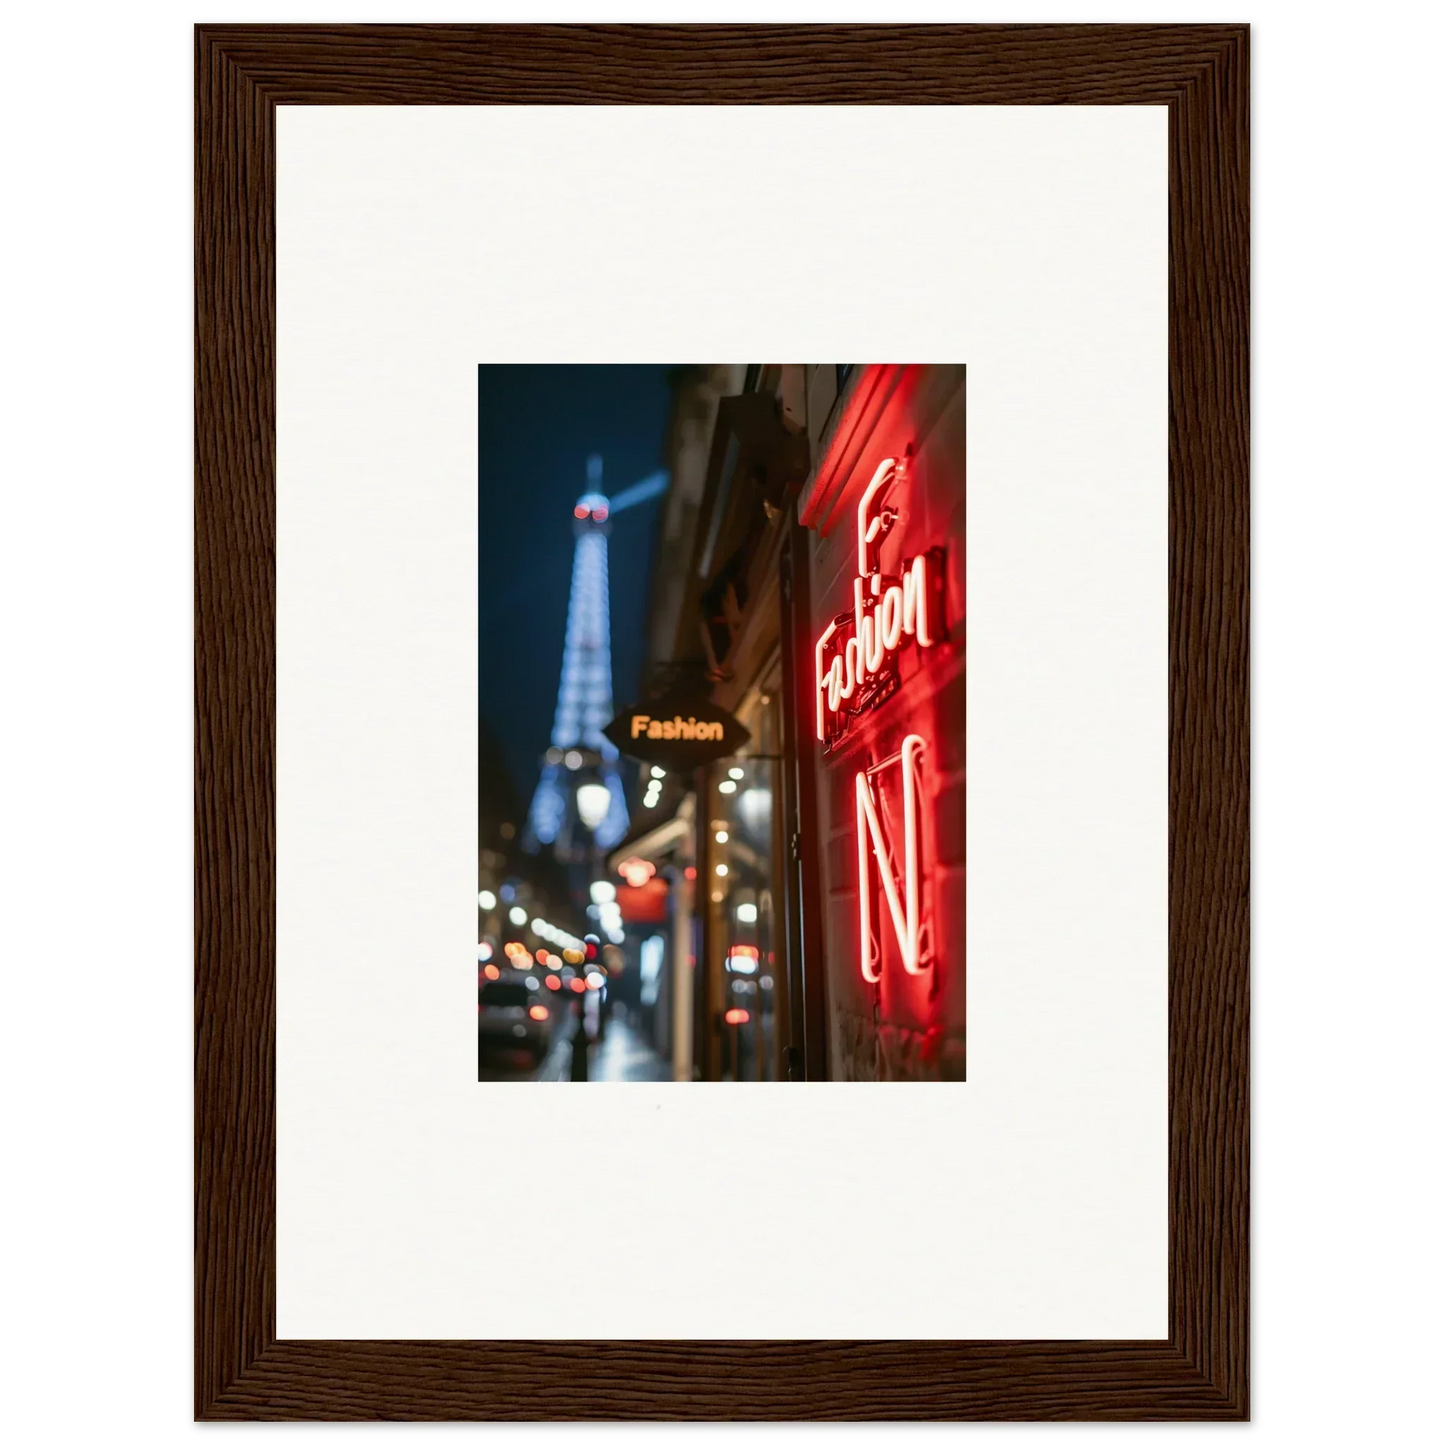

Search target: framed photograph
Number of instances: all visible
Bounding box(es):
[196,23,1248,1420]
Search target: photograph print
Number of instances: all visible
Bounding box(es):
[478,365,965,1082]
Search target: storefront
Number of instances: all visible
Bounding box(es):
[696,674,785,1080]
[797,365,967,1080]
[608,364,966,1081]
[605,801,696,1081]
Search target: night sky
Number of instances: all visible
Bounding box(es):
[478,365,676,812]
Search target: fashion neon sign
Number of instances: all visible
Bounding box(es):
[814,457,944,750]
[810,456,945,982]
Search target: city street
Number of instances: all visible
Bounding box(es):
[478,1004,670,1082]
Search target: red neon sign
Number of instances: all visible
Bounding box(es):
[856,734,930,982]
[814,457,944,750]
[810,455,944,982]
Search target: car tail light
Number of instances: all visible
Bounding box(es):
[528,1005,548,1021]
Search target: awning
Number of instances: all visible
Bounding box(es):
[605,793,694,872]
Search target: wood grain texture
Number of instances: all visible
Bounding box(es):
[195,23,1248,1421]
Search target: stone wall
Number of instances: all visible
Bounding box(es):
[804,365,967,1082]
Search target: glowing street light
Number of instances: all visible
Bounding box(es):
[576,781,613,832]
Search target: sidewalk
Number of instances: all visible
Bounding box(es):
[580,1008,672,1082]
[527,1004,671,1082]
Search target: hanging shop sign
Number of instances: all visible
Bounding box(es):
[814,456,947,752]
[616,876,670,925]
[603,693,751,769]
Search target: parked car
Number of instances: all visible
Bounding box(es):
[478,973,554,1060]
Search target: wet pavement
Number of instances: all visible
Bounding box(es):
[586,1011,672,1082]
[478,1004,670,1082]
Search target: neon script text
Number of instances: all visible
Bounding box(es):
[814,457,944,747]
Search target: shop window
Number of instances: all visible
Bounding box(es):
[705,671,785,1080]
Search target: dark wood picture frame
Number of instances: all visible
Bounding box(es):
[196,23,1248,1421]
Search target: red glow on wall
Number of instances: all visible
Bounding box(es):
[800,366,939,529]
[921,1026,943,1066]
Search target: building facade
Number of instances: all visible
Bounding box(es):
[607,364,966,1082]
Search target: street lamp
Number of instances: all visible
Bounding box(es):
[576,781,612,832]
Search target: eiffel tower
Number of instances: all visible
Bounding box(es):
[522,454,669,862]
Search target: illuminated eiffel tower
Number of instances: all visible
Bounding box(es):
[522,454,669,862]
